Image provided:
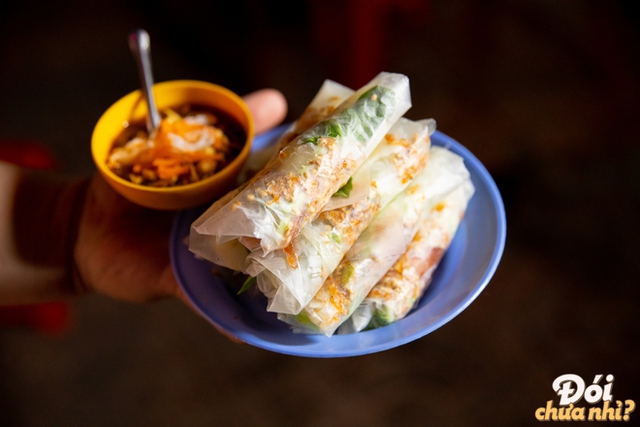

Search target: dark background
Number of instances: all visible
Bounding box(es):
[1,1,639,426]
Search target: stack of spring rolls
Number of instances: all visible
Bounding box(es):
[189,72,474,337]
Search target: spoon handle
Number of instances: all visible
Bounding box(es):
[128,29,162,134]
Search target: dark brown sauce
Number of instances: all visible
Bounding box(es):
[109,103,246,187]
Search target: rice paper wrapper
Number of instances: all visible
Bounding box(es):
[323,117,436,210]
[189,80,354,270]
[280,146,471,336]
[191,72,411,256]
[188,186,248,271]
[338,179,474,334]
[248,117,433,314]
[271,80,355,157]
[268,79,374,211]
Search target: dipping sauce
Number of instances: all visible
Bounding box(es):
[107,104,246,187]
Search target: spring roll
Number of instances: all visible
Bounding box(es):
[338,180,474,333]
[247,118,434,314]
[189,80,355,270]
[274,80,354,155]
[269,80,373,210]
[279,147,471,336]
[191,72,411,255]
[237,80,354,184]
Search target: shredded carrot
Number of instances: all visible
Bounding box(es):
[108,109,242,187]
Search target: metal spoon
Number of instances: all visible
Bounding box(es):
[128,28,161,135]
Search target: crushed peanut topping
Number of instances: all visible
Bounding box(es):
[316,193,381,250]
[243,135,358,242]
[324,267,352,315]
[277,104,340,151]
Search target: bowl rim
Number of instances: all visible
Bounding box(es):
[91,79,255,194]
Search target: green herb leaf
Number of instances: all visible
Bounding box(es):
[293,310,323,333]
[328,232,343,245]
[302,120,342,145]
[332,177,353,198]
[237,275,256,295]
[326,121,342,138]
[303,135,321,145]
[340,262,356,283]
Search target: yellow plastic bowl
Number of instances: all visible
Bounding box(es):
[92,80,254,210]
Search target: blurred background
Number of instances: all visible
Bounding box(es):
[1,0,639,425]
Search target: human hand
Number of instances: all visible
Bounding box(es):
[73,89,287,305]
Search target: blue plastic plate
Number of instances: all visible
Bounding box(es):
[170,125,506,357]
